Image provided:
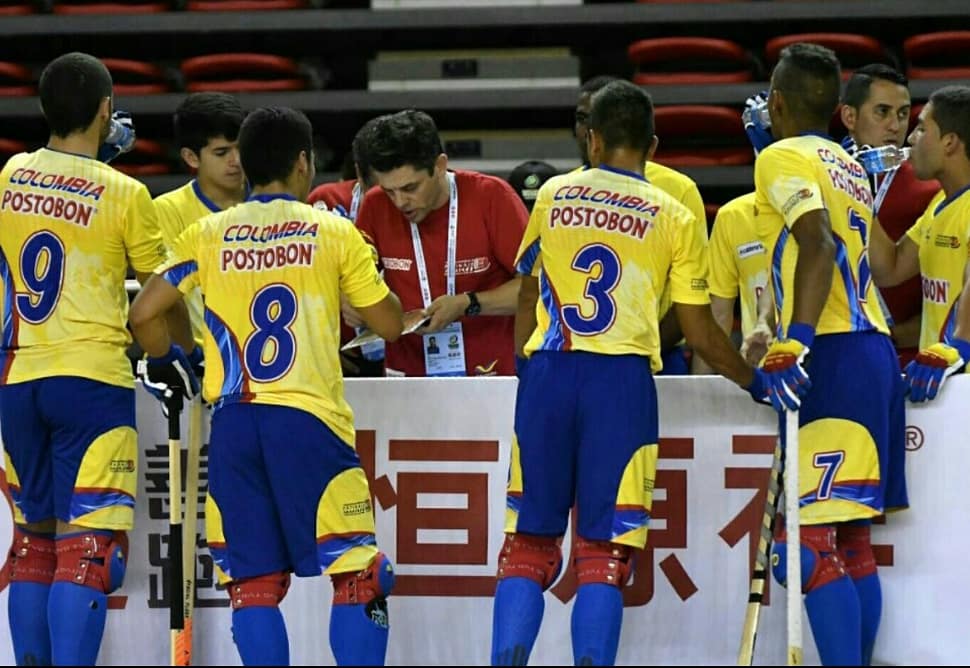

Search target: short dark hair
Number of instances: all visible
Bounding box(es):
[351,114,387,183]
[589,80,654,154]
[173,92,244,155]
[928,85,970,160]
[366,109,443,175]
[238,107,313,187]
[38,52,112,138]
[843,64,908,108]
[580,75,619,95]
[773,43,842,126]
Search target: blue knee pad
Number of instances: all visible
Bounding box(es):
[771,524,843,593]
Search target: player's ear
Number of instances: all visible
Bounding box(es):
[434,152,448,176]
[645,135,659,162]
[179,147,201,171]
[840,104,857,133]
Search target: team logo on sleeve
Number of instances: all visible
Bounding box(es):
[781,188,813,215]
[934,234,960,249]
[736,241,766,259]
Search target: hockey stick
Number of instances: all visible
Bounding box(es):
[166,394,185,667]
[784,409,802,666]
[173,398,202,666]
[736,436,784,665]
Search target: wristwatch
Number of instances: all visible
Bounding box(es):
[464,291,481,317]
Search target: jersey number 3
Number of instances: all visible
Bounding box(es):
[244,284,298,382]
[561,243,621,336]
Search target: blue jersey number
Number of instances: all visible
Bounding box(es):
[847,208,872,303]
[17,231,65,324]
[813,451,845,501]
[561,243,621,336]
[244,284,298,382]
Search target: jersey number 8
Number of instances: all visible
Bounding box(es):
[244,283,298,382]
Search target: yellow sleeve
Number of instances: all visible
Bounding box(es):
[755,145,825,228]
[154,196,183,248]
[667,209,710,306]
[514,182,550,277]
[342,222,391,309]
[156,222,201,294]
[125,184,167,274]
[679,180,707,238]
[708,208,739,299]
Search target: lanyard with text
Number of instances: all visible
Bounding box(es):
[349,181,362,221]
[410,172,458,309]
[872,165,898,216]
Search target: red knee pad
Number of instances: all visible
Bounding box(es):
[777,524,846,593]
[54,531,128,594]
[8,528,56,585]
[227,571,291,610]
[496,533,562,590]
[572,537,634,588]
[331,552,395,606]
[837,523,877,580]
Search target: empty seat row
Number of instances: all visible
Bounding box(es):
[0,0,307,13]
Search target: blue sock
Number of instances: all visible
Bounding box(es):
[232,607,289,665]
[9,581,51,666]
[852,573,881,665]
[329,601,390,665]
[571,583,623,666]
[491,577,545,665]
[47,581,108,665]
[804,576,862,666]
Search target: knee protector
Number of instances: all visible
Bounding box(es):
[228,571,291,610]
[53,531,128,594]
[837,521,877,580]
[331,552,395,607]
[8,527,56,585]
[572,537,634,588]
[771,524,846,594]
[496,533,562,591]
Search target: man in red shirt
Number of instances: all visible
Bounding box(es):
[841,64,941,366]
[354,109,528,376]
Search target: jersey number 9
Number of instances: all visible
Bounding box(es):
[16,230,65,324]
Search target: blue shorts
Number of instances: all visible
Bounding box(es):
[0,377,137,529]
[506,351,658,548]
[205,403,379,583]
[794,331,908,524]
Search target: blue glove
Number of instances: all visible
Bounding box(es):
[754,323,814,412]
[742,90,773,156]
[187,345,205,379]
[97,110,136,163]
[137,344,200,407]
[904,338,970,402]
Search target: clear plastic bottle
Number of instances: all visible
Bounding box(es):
[741,103,772,130]
[855,145,910,174]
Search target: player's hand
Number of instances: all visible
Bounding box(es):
[904,339,970,402]
[755,324,814,412]
[420,294,467,333]
[137,344,200,407]
[742,90,773,157]
[740,322,773,366]
[97,111,136,163]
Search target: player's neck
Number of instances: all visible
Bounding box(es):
[47,132,98,160]
[597,148,646,178]
[430,172,451,211]
[938,162,970,200]
[197,175,246,210]
[250,180,299,200]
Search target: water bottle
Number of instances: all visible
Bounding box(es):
[741,103,772,130]
[855,145,910,174]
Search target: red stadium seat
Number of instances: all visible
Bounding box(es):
[628,37,756,85]
[181,54,308,93]
[101,59,171,95]
[653,105,751,167]
[0,139,28,162]
[187,0,306,9]
[765,33,889,78]
[0,62,35,97]
[53,1,169,13]
[112,139,171,177]
[904,31,970,79]
[0,2,33,15]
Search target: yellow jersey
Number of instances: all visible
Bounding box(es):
[707,192,769,337]
[157,194,390,446]
[905,186,970,349]
[0,148,164,387]
[154,179,225,346]
[516,165,709,372]
[754,135,889,337]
